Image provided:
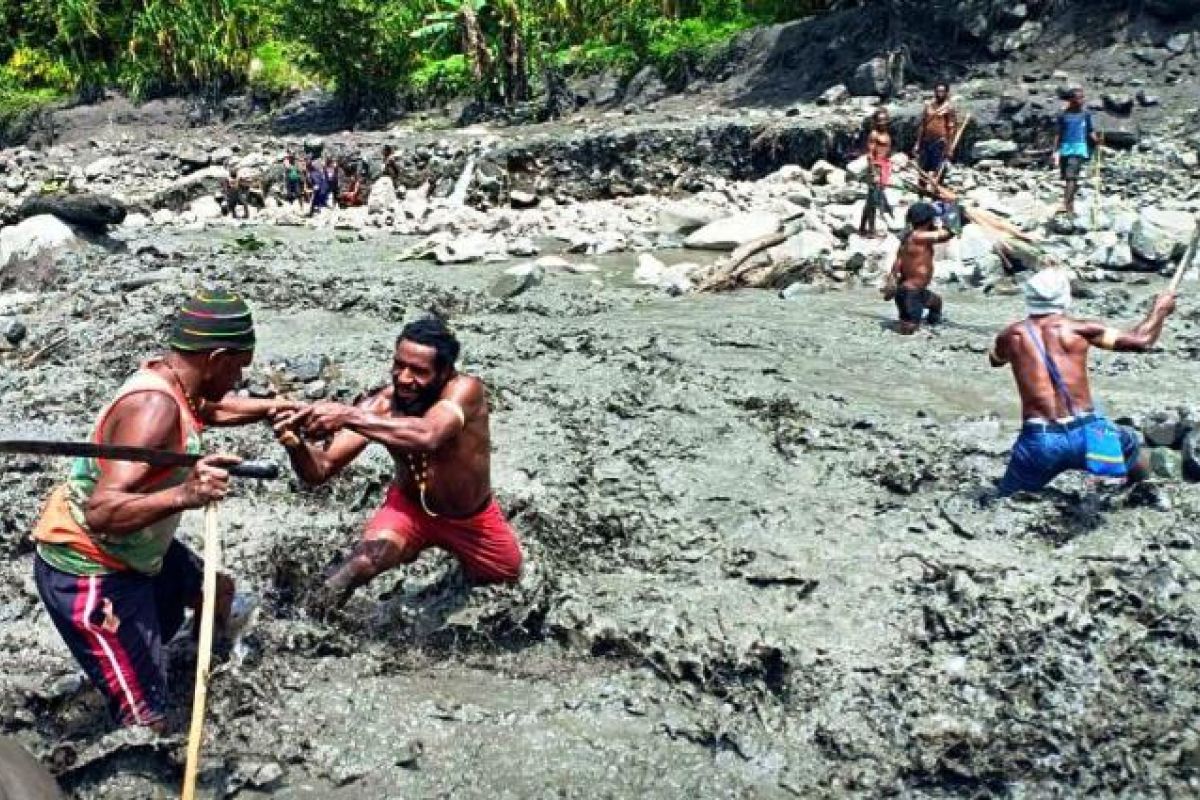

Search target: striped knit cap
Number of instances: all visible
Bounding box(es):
[169,289,256,352]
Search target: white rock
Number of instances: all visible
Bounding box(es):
[5,175,27,193]
[761,164,806,184]
[84,156,121,180]
[1090,241,1134,269]
[657,201,722,234]
[1131,208,1195,263]
[768,230,835,266]
[846,156,870,178]
[633,254,669,286]
[434,233,490,264]
[121,212,150,230]
[684,212,781,251]
[535,255,572,270]
[151,209,176,226]
[190,196,223,220]
[0,214,79,270]
[367,177,398,213]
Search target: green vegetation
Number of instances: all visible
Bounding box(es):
[0,0,831,119]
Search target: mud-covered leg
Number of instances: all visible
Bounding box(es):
[925,292,944,325]
[311,535,408,616]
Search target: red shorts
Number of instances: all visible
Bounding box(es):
[364,484,522,584]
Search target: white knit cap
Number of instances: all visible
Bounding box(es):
[1024,269,1072,316]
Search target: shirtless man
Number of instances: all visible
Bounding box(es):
[884,202,954,334]
[273,316,521,612]
[913,82,958,188]
[859,107,894,238]
[31,291,290,730]
[989,269,1175,496]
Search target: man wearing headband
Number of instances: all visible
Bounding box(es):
[30,290,292,730]
[989,270,1176,496]
[884,202,955,334]
[272,315,522,614]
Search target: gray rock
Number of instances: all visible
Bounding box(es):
[1165,32,1194,54]
[818,84,850,105]
[971,139,1019,160]
[1137,90,1161,107]
[83,156,121,181]
[18,193,127,231]
[176,148,211,171]
[287,355,329,383]
[1150,448,1182,480]
[997,3,1028,25]
[151,166,230,211]
[849,58,892,97]
[1143,410,1185,448]
[489,263,544,299]
[509,190,538,209]
[684,213,781,251]
[0,215,79,273]
[624,66,667,106]
[1182,429,1200,481]
[1102,94,1135,116]
[367,176,397,213]
[434,234,490,265]
[657,201,721,235]
[1090,242,1134,269]
[3,317,27,345]
[998,91,1027,115]
[1131,208,1196,263]
[1093,113,1139,148]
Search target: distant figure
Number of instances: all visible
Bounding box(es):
[307,158,329,216]
[914,82,958,187]
[883,202,955,334]
[324,157,342,209]
[1052,87,1097,216]
[339,170,364,207]
[382,144,401,183]
[284,154,303,206]
[989,270,1174,498]
[221,168,248,219]
[859,107,893,238]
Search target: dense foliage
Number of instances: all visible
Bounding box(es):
[0,0,830,118]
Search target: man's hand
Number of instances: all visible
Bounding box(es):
[178,454,241,508]
[1153,291,1177,317]
[271,406,308,448]
[298,402,357,439]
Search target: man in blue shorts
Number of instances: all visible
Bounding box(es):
[1052,88,1097,215]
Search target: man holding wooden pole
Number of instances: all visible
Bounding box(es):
[913,82,958,191]
[29,290,290,731]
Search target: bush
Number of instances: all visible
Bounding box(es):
[2,48,74,93]
[411,54,473,99]
[553,42,639,77]
[248,40,311,94]
[646,17,752,82]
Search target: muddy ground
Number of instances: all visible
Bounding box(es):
[0,223,1198,798]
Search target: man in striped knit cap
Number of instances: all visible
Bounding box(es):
[30,289,293,731]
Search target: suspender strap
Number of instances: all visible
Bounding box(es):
[1023,320,1077,417]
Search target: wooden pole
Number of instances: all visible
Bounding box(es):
[181,503,220,800]
[1168,220,1200,294]
[1090,133,1104,229]
[935,112,971,184]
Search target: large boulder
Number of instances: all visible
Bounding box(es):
[971,139,1019,160]
[657,201,722,235]
[150,166,230,212]
[684,212,781,251]
[367,177,397,213]
[0,737,63,799]
[1,215,79,276]
[490,262,544,299]
[18,193,126,232]
[849,58,892,97]
[1131,208,1196,263]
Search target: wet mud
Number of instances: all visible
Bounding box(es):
[1,228,1198,798]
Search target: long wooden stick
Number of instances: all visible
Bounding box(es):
[935,112,971,183]
[181,503,220,800]
[1169,220,1200,294]
[1090,133,1104,229]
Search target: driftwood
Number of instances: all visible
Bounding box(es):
[694,231,788,292]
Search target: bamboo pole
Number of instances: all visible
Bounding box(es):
[935,112,971,184]
[181,503,220,800]
[1168,220,1200,294]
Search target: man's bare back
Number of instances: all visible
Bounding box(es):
[896,234,936,290]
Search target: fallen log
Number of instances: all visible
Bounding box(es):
[694,231,787,292]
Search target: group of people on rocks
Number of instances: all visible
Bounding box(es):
[29,292,519,730]
[282,151,369,215]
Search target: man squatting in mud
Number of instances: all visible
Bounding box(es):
[30,291,292,729]
[883,202,956,334]
[990,269,1176,497]
[272,315,522,611]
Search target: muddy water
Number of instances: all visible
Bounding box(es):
[1,227,1198,798]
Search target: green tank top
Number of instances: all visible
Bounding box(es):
[36,368,204,576]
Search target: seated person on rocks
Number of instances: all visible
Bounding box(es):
[989,269,1176,499]
[883,202,955,334]
[272,316,522,614]
[30,291,295,730]
[339,170,363,207]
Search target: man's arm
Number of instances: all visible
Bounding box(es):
[85,394,234,536]
[1079,292,1176,352]
[988,331,1010,368]
[201,395,301,427]
[910,228,955,245]
[272,393,385,485]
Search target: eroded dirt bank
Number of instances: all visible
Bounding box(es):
[1,226,1198,798]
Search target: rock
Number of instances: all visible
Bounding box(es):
[1102,94,1135,116]
[434,234,490,264]
[1048,215,1076,236]
[1090,241,1134,269]
[507,237,538,257]
[1165,32,1194,54]
[0,215,79,274]
[684,213,781,251]
[762,164,805,183]
[633,254,669,286]
[1146,1,1200,22]
[122,212,149,230]
[534,255,571,270]
[810,160,845,186]
[1182,429,1200,481]
[971,139,1019,160]
[849,57,892,97]
[151,166,231,211]
[490,263,543,299]
[1136,90,1161,107]
[0,737,63,799]
[1093,113,1139,149]
[657,201,722,234]
[176,148,211,171]
[83,156,121,181]
[998,91,1028,115]
[1150,448,1182,480]
[151,209,175,226]
[189,196,223,220]
[3,317,27,345]
[768,230,833,265]
[624,66,667,106]
[5,174,27,193]
[818,84,849,105]
[1143,410,1185,448]
[846,156,870,178]
[1131,208,1195,263]
[286,355,329,383]
[509,190,538,209]
[367,176,397,213]
[18,193,127,231]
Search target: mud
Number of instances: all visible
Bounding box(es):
[1,222,1199,798]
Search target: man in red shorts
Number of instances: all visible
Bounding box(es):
[274,316,521,612]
